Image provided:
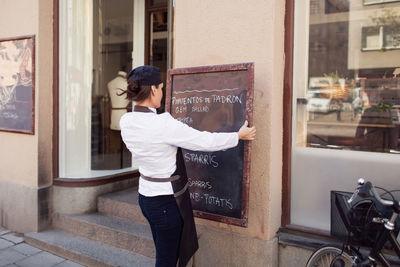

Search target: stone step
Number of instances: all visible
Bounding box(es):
[53,213,155,258]
[25,229,155,267]
[97,187,147,224]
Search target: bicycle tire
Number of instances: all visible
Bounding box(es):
[306,245,355,267]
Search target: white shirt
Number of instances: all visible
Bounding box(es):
[119,108,239,197]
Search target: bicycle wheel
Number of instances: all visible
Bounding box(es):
[306,246,355,267]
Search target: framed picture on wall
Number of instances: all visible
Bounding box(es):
[0,35,35,134]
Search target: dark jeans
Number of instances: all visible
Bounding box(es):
[138,194,183,267]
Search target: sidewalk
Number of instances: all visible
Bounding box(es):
[0,227,84,267]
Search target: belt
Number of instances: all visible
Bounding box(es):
[140,174,188,197]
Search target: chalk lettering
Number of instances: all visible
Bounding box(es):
[188,178,212,190]
[175,106,187,114]
[177,117,193,125]
[184,152,219,167]
[211,94,242,104]
[203,194,233,209]
[172,96,203,106]
[190,192,202,202]
[5,104,16,110]
[191,105,209,113]
[2,112,18,119]
[205,97,210,103]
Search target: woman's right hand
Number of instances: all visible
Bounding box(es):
[238,120,256,141]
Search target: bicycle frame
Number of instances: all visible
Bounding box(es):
[368,228,400,267]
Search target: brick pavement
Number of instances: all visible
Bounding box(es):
[0,227,84,267]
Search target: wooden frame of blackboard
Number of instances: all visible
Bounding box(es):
[165,62,254,227]
[0,35,35,135]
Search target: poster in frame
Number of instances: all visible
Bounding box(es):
[0,35,35,134]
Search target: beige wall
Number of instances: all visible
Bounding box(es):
[0,0,53,232]
[174,0,285,241]
[0,0,38,187]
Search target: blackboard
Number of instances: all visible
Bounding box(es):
[0,35,35,134]
[166,63,254,227]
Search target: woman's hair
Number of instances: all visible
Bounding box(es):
[118,79,152,102]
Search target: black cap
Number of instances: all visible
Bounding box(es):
[127,65,162,86]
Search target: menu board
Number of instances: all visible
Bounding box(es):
[166,63,254,227]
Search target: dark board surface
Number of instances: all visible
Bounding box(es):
[0,36,35,134]
[166,63,254,226]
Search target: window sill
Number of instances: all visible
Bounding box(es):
[54,169,140,187]
[364,0,400,6]
[362,47,400,52]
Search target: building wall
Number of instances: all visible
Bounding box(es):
[0,0,53,233]
[348,1,400,70]
[174,0,285,265]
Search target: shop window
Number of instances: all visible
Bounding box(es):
[291,1,400,231]
[59,0,170,178]
[295,5,400,154]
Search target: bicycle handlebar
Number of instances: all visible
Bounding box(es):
[348,178,395,207]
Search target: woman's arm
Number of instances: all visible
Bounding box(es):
[163,114,255,152]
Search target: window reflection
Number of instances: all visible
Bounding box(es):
[297,0,400,153]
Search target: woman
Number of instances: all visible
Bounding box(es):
[119,65,256,267]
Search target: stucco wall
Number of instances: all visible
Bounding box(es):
[0,0,39,187]
[174,0,285,265]
[174,0,285,239]
[0,0,53,232]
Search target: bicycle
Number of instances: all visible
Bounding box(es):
[306,178,400,267]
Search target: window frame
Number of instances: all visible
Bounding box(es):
[362,25,400,51]
[53,0,173,183]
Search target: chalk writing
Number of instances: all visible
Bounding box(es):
[172,89,242,111]
[192,106,209,113]
[204,194,233,209]
[2,112,18,119]
[211,94,242,104]
[190,192,202,202]
[188,178,212,190]
[172,96,203,105]
[176,116,193,124]
[174,106,187,114]
[189,192,233,210]
[184,152,219,167]
[5,104,16,110]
